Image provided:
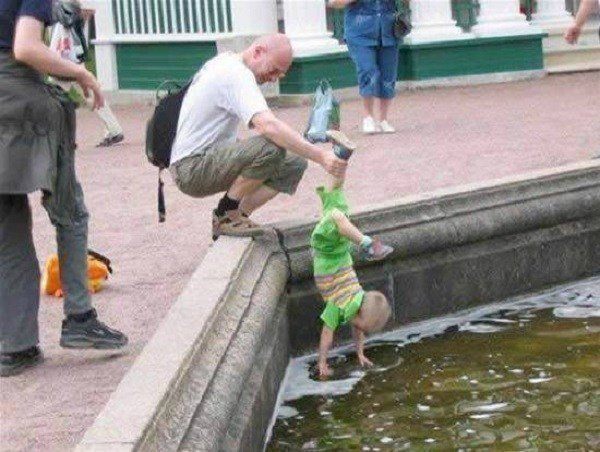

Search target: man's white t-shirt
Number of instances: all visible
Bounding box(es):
[170,52,269,165]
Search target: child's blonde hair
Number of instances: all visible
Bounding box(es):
[357,291,391,333]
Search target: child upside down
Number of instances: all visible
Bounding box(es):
[310,130,394,378]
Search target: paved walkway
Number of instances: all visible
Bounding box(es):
[1,72,599,451]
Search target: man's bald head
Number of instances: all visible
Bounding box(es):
[242,33,294,85]
[253,33,293,63]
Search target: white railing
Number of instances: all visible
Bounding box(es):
[111,0,232,35]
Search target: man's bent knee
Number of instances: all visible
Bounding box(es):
[254,138,286,164]
[265,153,308,195]
[241,138,286,181]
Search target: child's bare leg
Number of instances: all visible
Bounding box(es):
[331,209,393,261]
[325,130,355,190]
[318,325,335,378]
[351,324,373,368]
[327,173,345,191]
[330,209,368,246]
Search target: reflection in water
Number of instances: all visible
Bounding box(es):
[267,280,600,450]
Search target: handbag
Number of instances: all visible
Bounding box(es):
[393,1,412,39]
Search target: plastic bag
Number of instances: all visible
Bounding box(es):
[304,80,340,144]
[49,24,84,64]
[41,250,113,297]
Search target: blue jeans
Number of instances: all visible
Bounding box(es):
[347,44,399,99]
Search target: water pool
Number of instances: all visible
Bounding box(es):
[268,281,600,450]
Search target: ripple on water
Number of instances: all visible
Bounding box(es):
[267,279,600,450]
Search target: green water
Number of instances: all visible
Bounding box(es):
[268,285,600,450]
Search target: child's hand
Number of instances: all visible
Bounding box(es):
[318,361,333,379]
[358,353,373,368]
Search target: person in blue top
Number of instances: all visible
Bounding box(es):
[0,0,128,377]
[329,0,401,135]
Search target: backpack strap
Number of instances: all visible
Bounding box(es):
[158,169,166,223]
[87,249,113,274]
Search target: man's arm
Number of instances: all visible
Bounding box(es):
[252,110,347,178]
[13,17,104,109]
[565,0,599,44]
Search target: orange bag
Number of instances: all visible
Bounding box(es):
[41,250,112,297]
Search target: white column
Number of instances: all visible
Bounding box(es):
[472,0,541,37]
[230,0,278,35]
[405,0,470,44]
[531,0,572,27]
[82,0,119,91]
[282,0,344,57]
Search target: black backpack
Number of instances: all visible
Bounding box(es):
[145,80,192,222]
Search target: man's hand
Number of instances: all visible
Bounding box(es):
[357,353,373,368]
[318,360,333,379]
[75,67,105,110]
[327,0,356,9]
[564,24,582,44]
[319,150,347,179]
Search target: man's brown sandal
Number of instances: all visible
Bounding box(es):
[212,209,265,240]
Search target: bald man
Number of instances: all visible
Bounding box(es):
[169,33,348,239]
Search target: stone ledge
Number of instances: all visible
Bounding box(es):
[274,160,600,281]
[77,237,258,451]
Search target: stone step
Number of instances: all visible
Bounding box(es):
[540,21,600,73]
[544,44,600,73]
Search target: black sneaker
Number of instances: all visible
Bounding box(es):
[96,133,124,148]
[0,346,43,377]
[60,309,128,349]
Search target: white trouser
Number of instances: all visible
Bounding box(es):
[57,80,123,137]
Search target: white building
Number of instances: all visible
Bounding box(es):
[83,0,599,98]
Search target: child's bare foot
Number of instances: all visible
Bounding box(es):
[360,237,393,262]
[318,361,333,379]
[358,353,373,368]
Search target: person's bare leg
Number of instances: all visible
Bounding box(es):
[213,176,266,239]
[363,96,375,118]
[227,175,264,201]
[378,98,395,133]
[239,185,278,215]
[327,174,344,191]
[330,209,366,245]
[378,98,392,122]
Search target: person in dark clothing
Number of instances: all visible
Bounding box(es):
[0,0,128,378]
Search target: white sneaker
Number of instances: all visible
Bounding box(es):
[362,116,380,134]
[379,120,396,134]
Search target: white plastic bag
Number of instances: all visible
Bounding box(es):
[49,24,81,64]
[304,80,340,144]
